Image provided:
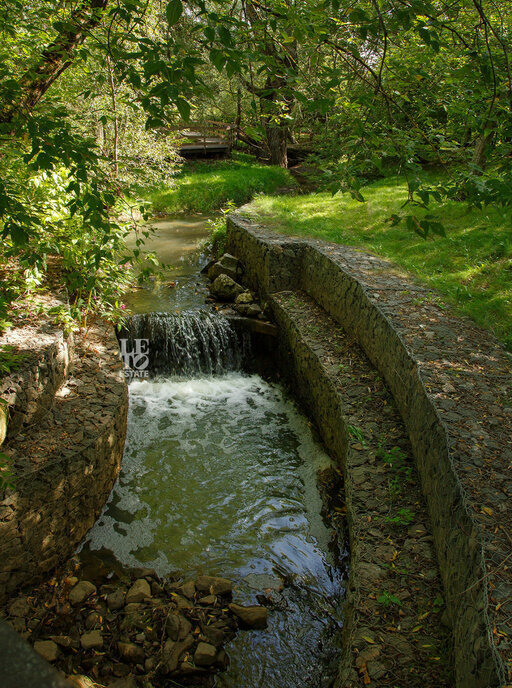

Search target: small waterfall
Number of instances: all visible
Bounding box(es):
[119,311,246,376]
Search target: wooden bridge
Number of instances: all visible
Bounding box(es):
[176,121,236,157]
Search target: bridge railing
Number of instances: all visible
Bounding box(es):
[174,121,236,151]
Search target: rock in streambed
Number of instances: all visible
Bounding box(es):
[2,563,268,688]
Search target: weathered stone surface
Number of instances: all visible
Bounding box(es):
[69,581,96,606]
[199,594,216,606]
[208,253,242,282]
[208,274,244,301]
[0,319,128,602]
[117,641,144,664]
[125,579,151,604]
[162,635,194,673]
[177,580,196,600]
[203,625,225,646]
[233,302,262,318]
[85,612,102,630]
[80,630,103,651]
[235,291,254,305]
[107,589,126,611]
[34,639,60,662]
[195,575,232,596]
[194,642,217,667]
[8,596,29,617]
[107,678,138,688]
[228,603,268,629]
[165,614,192,642]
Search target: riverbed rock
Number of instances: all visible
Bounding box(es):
[235,291,254,305]
[125,579,151,604]
[107,678,138,688]
[203,625,225,646]
[228,603,268,629]
[34,639,60,662]
[199,594,216,606]
[162,635,194,673]
[81,630,103,650]
[107,589,126,611]
[233,302,262,318]
[177,580,196,599]
[50,635,76,649]
[69,581,97,606]
[117,641,145,664]
[208,274,244,301]
[8,596,30,617]
[166,613,192,642]
[208,254,242,282]
[85,611,102,629]
[194,642,217,667]
[195,575,233,596]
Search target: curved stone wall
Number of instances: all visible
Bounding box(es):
[0,320,128,599]
[226,212,511,688]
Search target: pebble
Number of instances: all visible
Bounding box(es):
[117,641,145,664]
[8,596,30,617]
[177,580,196,599]
[125,578,151,604]
[228,603,268,629]
[195,575,233,596]
[34,639,60,662]
[85,611,102,630]
[107,589,126,610]
[194,642,217,666]
[199,594,216,605]
[69,580,97,606]
[80,630,103,650]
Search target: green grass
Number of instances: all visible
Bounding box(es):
[142,153,296,214]
[246,175,512,350]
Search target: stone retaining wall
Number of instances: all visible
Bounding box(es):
[227,212,510,688]
[0,319,128,600]
[0,302,75,444]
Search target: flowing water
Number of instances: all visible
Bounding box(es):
[82,217,345,687]
[124,215,211,314]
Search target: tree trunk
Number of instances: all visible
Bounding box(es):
[235,87,242,142]
[472,131,494,171]
[265,123,288,167]
[0,0,108,123]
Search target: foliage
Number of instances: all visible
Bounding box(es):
[0,346,29,377]
[1,0,510,330]
[204,201,237,257]
[385,507,415,527]
[145,156,296,214]
[246,175,512,351]
[377,591,402,608]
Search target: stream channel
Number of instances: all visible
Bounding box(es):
[81,216,345,687]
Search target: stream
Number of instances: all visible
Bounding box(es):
[82,216,345,687]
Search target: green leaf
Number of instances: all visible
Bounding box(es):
[176,98,191,120]
[203,26,215,42]
[9,223,28,246]
[166,0,183,26]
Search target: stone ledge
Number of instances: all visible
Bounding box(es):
[226,212,511,688]
[0,318,128,600]
[270,290,451,687]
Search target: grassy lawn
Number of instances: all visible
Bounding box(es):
[246,175,512,350]
[141,153,296,214]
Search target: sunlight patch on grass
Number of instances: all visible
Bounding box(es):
[142,156,296,214]
[247,176,512,350]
